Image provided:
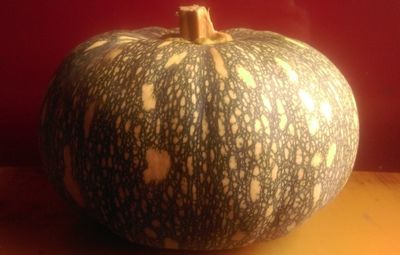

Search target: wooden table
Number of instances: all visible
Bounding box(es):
[0,167,399,255]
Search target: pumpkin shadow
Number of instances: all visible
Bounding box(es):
[0,167,277,255]
[66,214,259,255]
[64,214,152,254]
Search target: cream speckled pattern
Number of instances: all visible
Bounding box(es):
[40,27,359,250]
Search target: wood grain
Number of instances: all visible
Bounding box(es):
[0,167,399,254]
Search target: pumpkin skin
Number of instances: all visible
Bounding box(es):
[40,25,359,250]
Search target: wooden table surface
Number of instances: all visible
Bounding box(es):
[0,167,399,255]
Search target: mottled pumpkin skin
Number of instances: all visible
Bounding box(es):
[40,27,359,250]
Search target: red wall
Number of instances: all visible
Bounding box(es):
[1,0,399,171]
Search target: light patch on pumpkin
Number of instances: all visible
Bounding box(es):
[202,117,209,140]
[85,40,107,51]
[117,35,137,41]
[105,48,123,60]
[229,90,237,99]
[308,116,319,135]
[124,120,131,133]
[116,36,137,44]
[219,81,225,91]
[271,164,278,181]
[234,108,242,116]
[311,152,323,168]
[262,95,273,111]
[236,137,244,148]
[236,65,256,88]
[326,143,337,167]
[261,116,270,135]
[253,166,260,176]
[142,83,156,111]
[244,114,250,123]
[187,156,194,176]
[144,227,157,239]
[285,37,307,48]
[191,94,197,104]
[189,125,195,136]
[210,47,228,79]
[286,222,296,231]
[158,40,173,48]
[320,101,333,121]
[266,205,274,216]
[193,111,199,122]
[250,179,261,202]
[156,53,163,60]
[143,148,171,184]
[313,183,322,206]
[297,168,304,180]
[180,97,186,107]
[134,125,141,140]
[295,149,303,164]
[221,177,230,190]
[164,238,179,249]
[275,57,298,82]
[101,94,108,103]
[284,148,290,160]
[156,118,161,134]
[254,119,262,132]
[231,123,239,134]
[202,163,207,173]
[230,115,237,124]
[115,115,122,129]
[276,99,285,114]
[63,145,85,207]
[298,89,315,111]
[288,123,295,135]
[223,95,230,104]
[221,147,227,157]
[218,118,225,136]
[271,142,278,153]
[279,115,288,130]
[261,115,268,127]
[179,108,185,118]
[84,103,96,138]
[231,231,246,241]
[229,156,237,170]
[164,51,187,68]
[275,187,282,199]
[234,45,245,52]
[255,142,262,158]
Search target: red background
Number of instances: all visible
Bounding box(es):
[1,0,399,171]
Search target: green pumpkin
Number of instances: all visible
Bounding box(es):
[40,5,359,250]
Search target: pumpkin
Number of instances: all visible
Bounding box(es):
[40,5,359,250]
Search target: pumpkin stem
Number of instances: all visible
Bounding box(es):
[178,5,232,45]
